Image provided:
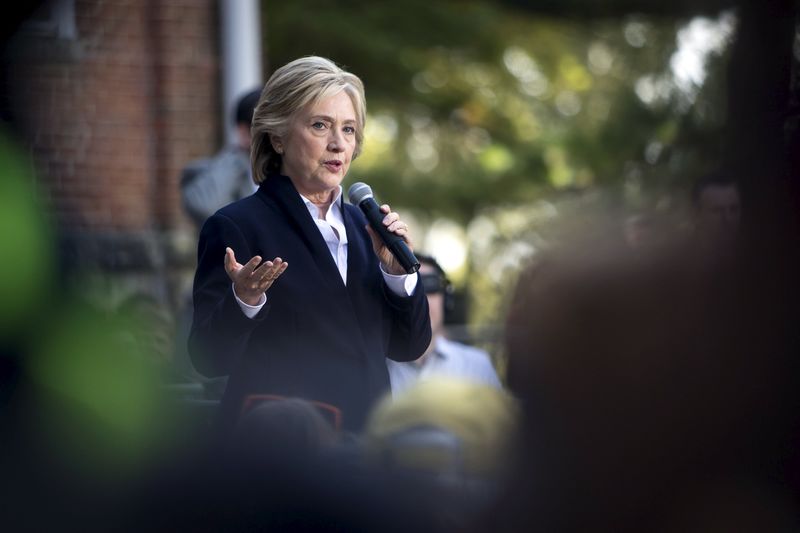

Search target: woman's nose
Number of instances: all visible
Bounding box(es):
[327,130,345,152]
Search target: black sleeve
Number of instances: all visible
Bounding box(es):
[188,213,269,377]
[383,278,432,363]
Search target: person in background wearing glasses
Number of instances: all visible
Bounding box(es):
[386,254,501,396]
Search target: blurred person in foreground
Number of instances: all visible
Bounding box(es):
[386,254,501,395]
[228,397,337,471]
[189,56,431,435]
[365,377,518,531]
[493,227,799,532]
[181,88,261,230]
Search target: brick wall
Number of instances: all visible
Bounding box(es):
[149,0,220,230]
[7,0,220,265]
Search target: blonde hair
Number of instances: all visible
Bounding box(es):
[250,56,367,184]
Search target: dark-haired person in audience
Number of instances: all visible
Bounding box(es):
[181,88,262,229]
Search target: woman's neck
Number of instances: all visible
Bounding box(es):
[307,189,335,219]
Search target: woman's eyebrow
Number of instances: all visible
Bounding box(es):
[309,114,356,124]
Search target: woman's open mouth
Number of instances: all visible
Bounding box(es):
[323,160,343,172]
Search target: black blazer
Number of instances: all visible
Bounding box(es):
[189,174,431,432]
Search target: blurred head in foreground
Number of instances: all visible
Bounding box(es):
[497,235,798,532]
[229,397,337,470]
[365,378,518,527]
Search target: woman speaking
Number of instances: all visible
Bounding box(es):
[189,56,431,433]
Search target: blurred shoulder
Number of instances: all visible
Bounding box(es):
[438,336,491,362]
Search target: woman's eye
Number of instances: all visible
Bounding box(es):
[343,126,356,135]
[312,122,326,130]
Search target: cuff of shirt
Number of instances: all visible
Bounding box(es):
[380,266,418,297]
[232,283,267,318]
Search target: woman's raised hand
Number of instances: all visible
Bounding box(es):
[224,247,288,306]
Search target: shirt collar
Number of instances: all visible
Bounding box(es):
[298,185,343,221]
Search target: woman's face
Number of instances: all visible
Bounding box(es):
[278,90,358,198]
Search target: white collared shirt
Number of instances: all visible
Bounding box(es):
[234,185,417,317]
[386,336,502,396]
[301,187,349,284]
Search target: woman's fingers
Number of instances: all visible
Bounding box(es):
[381,207,399,226]
[224,247,238,275]
[253,259,274,279]
[386,219,408,234]
[266,260,289,282]
[224,250,288,294]
[366,206,415,275]
[225,248,258,282]
[254,257,281,280]
[275,260,289,277]
[252,257,288,288]
[379,205,411,239]
[242,255,263,275]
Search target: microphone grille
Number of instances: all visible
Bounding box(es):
[348,182,373,205]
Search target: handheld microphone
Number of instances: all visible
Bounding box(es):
[348,182,420,274]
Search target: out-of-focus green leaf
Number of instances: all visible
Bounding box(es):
[0,129,54,340]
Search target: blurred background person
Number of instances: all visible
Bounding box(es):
[691,171,742,249]
[174,88,264,400]
[622,212,667,251]
[387,254,501,396]
[181,88,262,231]
[189,56,431,435]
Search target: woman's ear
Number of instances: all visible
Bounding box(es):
[270,135,284,154]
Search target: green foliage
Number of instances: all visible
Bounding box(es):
[0,129,54,340]
[264,1,730,220]
[264,1,735,336]
[28,298,177,477]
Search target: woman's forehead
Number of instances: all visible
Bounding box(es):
[300,91,357,120]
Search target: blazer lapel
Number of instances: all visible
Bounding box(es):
[262,175,372,361]
[261,175,346,289]
[342,202,370,291]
